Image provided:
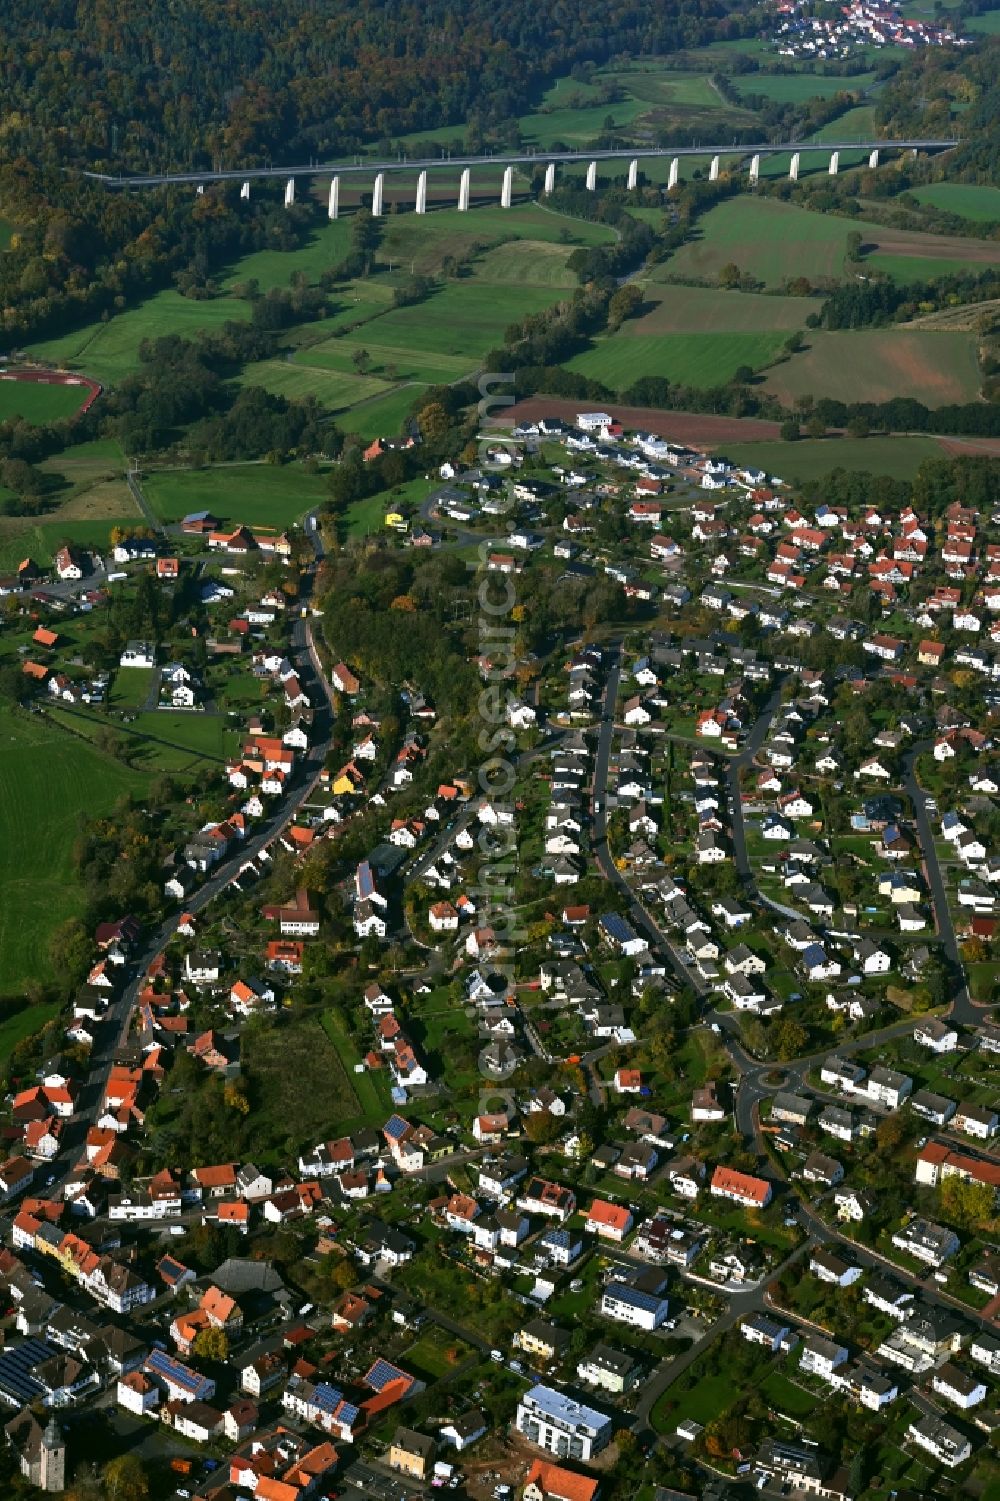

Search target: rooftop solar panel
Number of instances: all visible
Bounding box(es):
[313,1382,345,1413]
[365,1357,405,1392]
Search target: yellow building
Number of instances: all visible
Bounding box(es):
[388,1427,436,1480]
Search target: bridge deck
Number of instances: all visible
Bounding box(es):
[82,139,959,189]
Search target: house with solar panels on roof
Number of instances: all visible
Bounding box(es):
[282,1374,364,1441]
[282,1356,421,1442]
[600,1278,670,1331]
[383,1114,423,1172]
[598,912,648,957]
[354,860,388,939]
[143,1348,216,1405]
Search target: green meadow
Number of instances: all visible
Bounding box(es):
[0,716,150,993]
[142,462,329,528]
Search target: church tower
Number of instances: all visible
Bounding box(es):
[39,1415,65,1493]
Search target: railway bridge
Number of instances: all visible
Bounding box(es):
[82,138,959,217]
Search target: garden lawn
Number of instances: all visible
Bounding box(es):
[0,515,137,573]
[402,1329,473,1382]
[110,669,154,709]
[141,462,328,529]
[321,1009,392,1122]
[342,491,399,540]
[651,1373,734,1433]
[243,1017,363,1156]
[566,329,789,390]
[760,1370,819,1416]
[0,716,149,993]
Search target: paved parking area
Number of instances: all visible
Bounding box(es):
[339,1458,426,1501]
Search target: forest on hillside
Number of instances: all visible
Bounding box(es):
[0,0,764,174]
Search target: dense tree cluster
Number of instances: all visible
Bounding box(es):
[0,0,761,179]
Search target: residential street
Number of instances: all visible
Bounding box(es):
[46,530,335,1193]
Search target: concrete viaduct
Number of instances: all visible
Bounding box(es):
[82,139,959,217]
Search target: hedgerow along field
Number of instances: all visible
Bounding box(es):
[0,716,150,994]
[762,328,983,406]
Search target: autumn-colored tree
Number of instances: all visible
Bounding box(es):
[192,1326,229,1362]
[224,1079,250,1114]
[104,1454,150,1501]
[331,1258,357,1292]
[523,1109,559,1145]
[940,1174,996,1231]
[418,401,451,442]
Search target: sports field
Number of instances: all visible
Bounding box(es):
[763,329,982,406]
[566,329,789,390]
[142,462,328,528]
[0,378,90,425]
[0,716,149,992]
[659,197,1000,289]
[911,182,1000,222]
[721,433,947,482]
